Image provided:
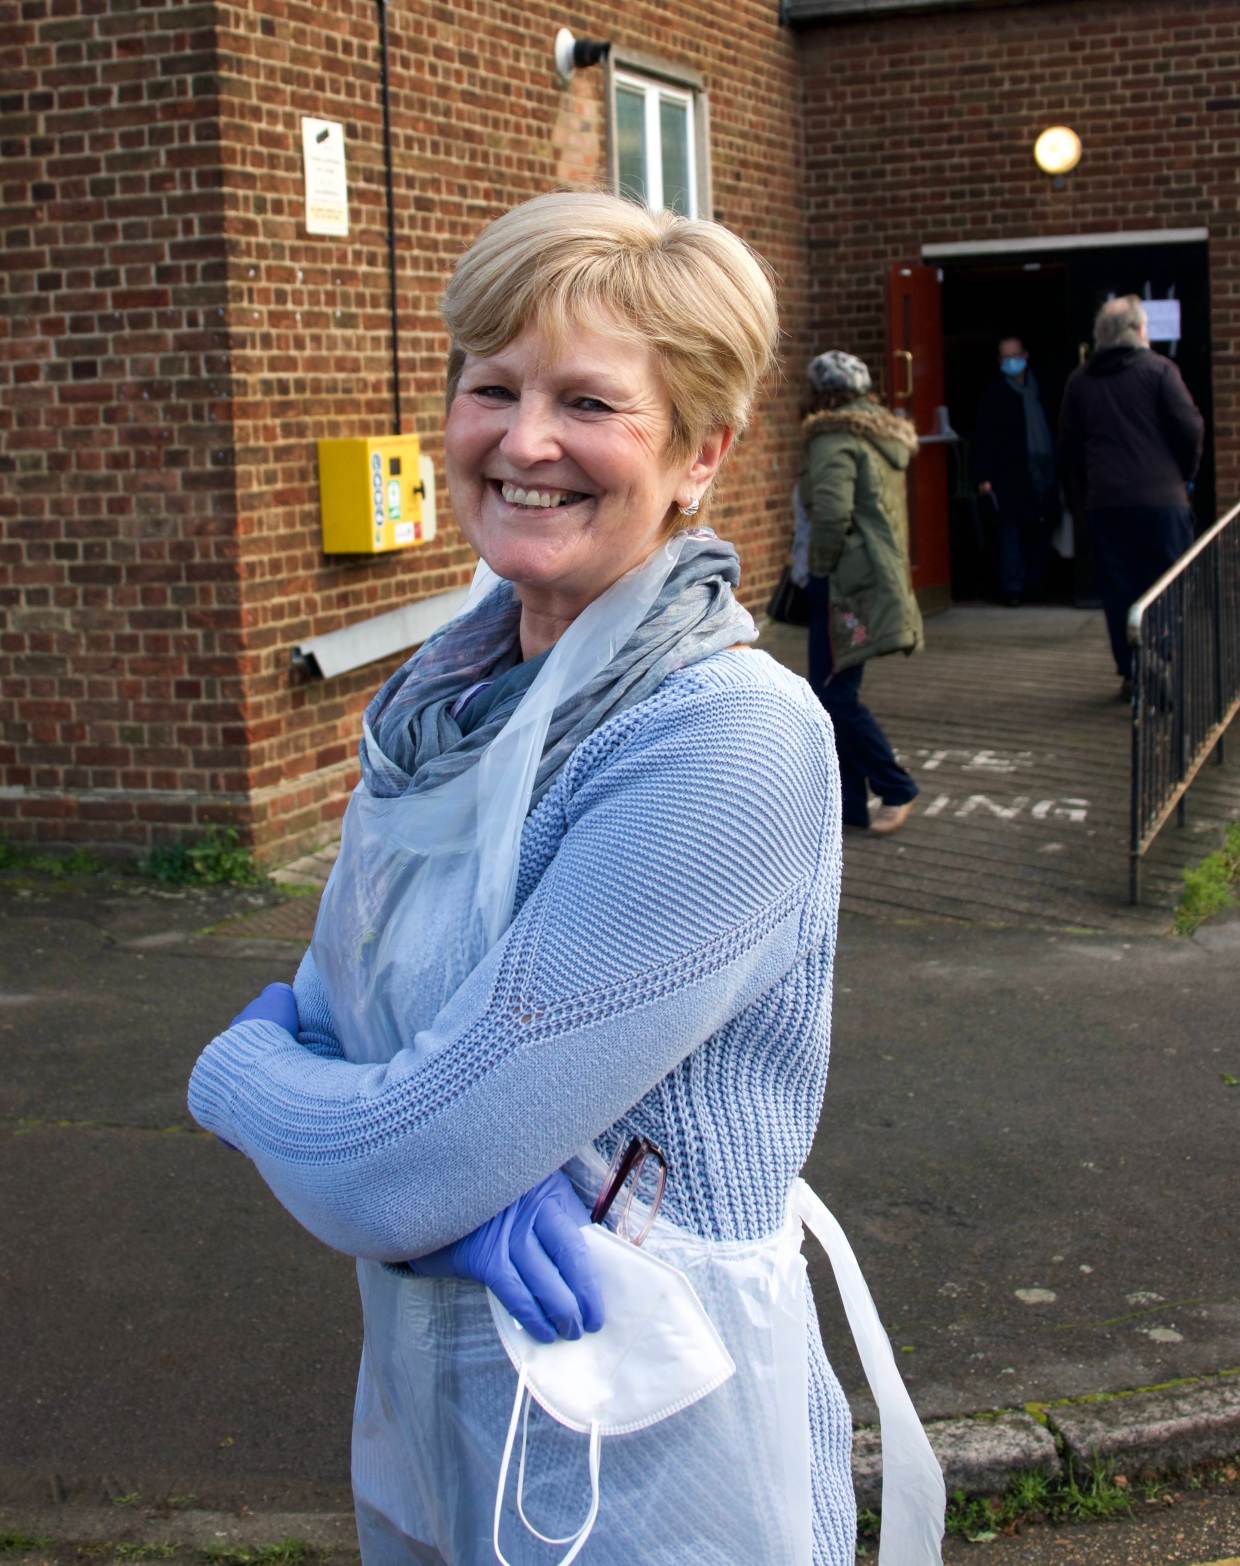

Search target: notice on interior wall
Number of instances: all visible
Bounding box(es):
[1143,298,1181,342]
[302,118,349,237]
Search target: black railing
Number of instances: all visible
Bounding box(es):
[1128,501,1240,903]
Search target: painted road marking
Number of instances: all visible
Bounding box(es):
[919,793,1090,822]
[915,746,1038,774]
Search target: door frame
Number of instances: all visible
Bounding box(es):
[923,227,1208,260]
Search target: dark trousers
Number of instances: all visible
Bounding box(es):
[989,493,1054,600]
[806,575,918,828]
[1086,506,1195,679]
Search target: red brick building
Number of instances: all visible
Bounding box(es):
[3,0,1233,862]
[792,0,1234,608]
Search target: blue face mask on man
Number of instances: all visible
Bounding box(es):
[1001,355,1028,378]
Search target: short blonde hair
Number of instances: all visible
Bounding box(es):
[441,192,780,467]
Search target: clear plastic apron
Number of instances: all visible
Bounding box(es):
[310,538,944,1565]
[310,537,688,1066]
[349,1157,943,1566]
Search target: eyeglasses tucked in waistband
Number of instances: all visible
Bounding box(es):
[590,1135,666,1248]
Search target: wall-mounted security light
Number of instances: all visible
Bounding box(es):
[554,27,611,83]
[1033,125,1082,187]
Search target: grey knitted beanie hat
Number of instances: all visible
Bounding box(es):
[807,350,872,395]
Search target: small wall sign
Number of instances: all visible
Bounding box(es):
[302,117,349,237]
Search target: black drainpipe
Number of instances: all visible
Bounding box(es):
[378,0,402,436]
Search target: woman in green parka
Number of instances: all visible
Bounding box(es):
[800,350,923,835]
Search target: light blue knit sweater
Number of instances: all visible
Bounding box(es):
[188,648,855,1564]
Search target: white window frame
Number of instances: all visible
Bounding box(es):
[606,52,711,219]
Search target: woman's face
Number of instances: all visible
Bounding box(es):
[445,318,720,625]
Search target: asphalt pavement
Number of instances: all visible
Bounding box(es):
[5,597,1240,1556]
[1,864,1237,1554]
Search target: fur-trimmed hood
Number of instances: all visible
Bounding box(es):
[802,401,919,469]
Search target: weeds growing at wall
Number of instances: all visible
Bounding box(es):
[0,827,264,889]
[141,827,263,887]
[0,843,107,877]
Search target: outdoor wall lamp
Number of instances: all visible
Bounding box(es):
[1034,125,1082,189]
[554,27,611,83]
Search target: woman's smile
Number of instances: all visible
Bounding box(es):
[493,479,594,514]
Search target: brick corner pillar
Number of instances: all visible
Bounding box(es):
[1,1,258,858]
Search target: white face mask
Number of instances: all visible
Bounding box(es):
[488,1224,736,1565]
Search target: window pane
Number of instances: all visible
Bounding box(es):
[659,96,692,215]
[616,85,647,206]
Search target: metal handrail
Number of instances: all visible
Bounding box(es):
[1127,501,1240,633]
[1127,501,1240,903]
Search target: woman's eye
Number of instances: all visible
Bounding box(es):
[471,384,515,401]
[573,396,613,413]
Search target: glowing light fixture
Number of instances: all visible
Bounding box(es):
[1034,126,1082,177]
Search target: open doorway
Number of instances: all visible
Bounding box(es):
[935,236,1214,605]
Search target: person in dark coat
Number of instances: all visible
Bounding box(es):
[971,335,1058,605]
[1058,295,1204,696]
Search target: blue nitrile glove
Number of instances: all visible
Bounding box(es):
[230,982,298,1034]
[409,1171,605,1345]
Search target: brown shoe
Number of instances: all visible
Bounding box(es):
[869,801,914,836]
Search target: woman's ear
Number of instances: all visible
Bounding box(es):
[681,428,735,503]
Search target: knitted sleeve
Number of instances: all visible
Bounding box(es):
[292,948,346,1059]
[187,671,837,1261]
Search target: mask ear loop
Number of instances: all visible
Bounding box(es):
[494,1366,602,1566]
[515,1391,580,1545]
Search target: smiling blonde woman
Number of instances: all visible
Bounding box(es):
[189,192,942,1566]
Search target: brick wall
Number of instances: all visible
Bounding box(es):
[2,2,243,853]
[219,0,809,859]
[3,0,808,862]
[799,0,1240,498]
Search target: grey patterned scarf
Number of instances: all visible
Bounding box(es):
[362,530,756,802]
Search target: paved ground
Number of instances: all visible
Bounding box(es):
[2,601,1237,1558]
[938,1487,1240,1566]
[3,1487,1237,1566]
[761,606,1240,933]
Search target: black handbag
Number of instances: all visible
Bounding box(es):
[766,566,810,626]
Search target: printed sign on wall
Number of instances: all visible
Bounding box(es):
[1143,298,1181,343]
[302,118,349,237]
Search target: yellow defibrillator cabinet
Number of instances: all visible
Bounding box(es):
[317,434,435,554]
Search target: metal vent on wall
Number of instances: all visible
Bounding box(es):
[292,587,470,679]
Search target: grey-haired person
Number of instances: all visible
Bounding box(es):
[1059,294,1204,698]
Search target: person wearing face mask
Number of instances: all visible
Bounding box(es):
[187,194,944,1566]
[972,335,1058,605]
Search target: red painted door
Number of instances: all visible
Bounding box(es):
[886,264,952,599]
